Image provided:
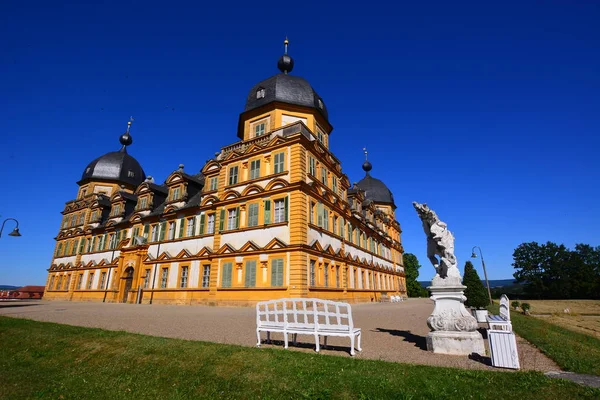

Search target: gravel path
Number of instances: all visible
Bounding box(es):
[0,298,560,372]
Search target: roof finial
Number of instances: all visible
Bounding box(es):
[119,116,134,152]
[362,147,372,174]
[278,37,294,74]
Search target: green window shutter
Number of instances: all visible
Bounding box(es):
[159,221,166,241]
[143,224,149,238]
[199,214,206,235]
[56,243,63,257]
[178,218,185,238]
[73,239,80,255]
[222,262,232,287]
[133,227,140,238]
[340,218,344,237]
[219,209,225,232]
[235,207,240,229]
[284,196,289,222]
[317,203,323,227]
[245,261,256,287]
[264,200,271,224]
[78,239,86,254]
[271,259,283,287]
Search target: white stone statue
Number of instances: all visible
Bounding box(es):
[413,202,462,286]
[412,201,484,355]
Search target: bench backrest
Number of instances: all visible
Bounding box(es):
[256,298,354,331]
[499,294,510,321]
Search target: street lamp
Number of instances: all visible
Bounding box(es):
[0,218,22,238]
[471,246,493,305]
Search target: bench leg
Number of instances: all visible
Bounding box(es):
[315,334,320,353]
[267,331,271,344]
[324,336,328,349]
[284,332,289,349]
[293,333,297,345]
[357,332,362,352]
[350,335,356,356]
[256,330,261,347]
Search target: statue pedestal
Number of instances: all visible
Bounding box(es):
[426,285,485,356]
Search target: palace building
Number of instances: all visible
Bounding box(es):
[44,41,406,305]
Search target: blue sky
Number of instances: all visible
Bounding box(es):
[1,1,599,286]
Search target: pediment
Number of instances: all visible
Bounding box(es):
[264,237,288,250]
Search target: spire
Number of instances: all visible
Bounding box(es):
[277,37,294,74]
[119,116,134,153]
[362,147,372,175]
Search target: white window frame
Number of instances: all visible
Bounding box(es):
[227,209,237,230]
[250,159,260,180]
[207,214,215,234]
[274,199,285,223]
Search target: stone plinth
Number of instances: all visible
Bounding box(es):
[426,285,485,356]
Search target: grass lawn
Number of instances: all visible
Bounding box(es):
[1,317,599,399]
[490,304,600,376]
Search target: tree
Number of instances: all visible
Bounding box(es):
[512,241,600,299]
[403,253,427,297]
[463,261,489,308]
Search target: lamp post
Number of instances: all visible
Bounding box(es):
[471,246,493,305]
[149,219,165,305]
[0,218,22,238]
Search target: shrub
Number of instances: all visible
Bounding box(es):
[521,303,531,314]
[463,261,490,309]
[511,300,520,310]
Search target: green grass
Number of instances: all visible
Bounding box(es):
[490,304,600,376]
[1,317,598,399]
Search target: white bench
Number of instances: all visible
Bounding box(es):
[487,294,512,331]
[256,298,362,356]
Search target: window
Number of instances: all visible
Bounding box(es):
[143,269,151,289]
[323,208,329,230]
[324,266,329,287]
[138,197,147,210]
[263,200,271,224]
[309,202,315,224]
[132,226,140,239]
[128,171,135,178]
[57,276,63,290]
[143,224,149,239]
[227,208,239,230]
[171,187,181,201]
[78,239,86,254]
[77,274,83,290]
[308,156,316,176]
[90,211,98,222]
[228,166,239,185]
[209,177,218,191]
[151,225,159,242]
[109,233,118,250]
[180,266,189,288]
[247,203,259,227]
[318,99,324,109]
[274,152,285,174]
[244,260,256,288]
[339,218,345,237]
[99,234,107,250]
[271,259,284,287]
[168,222,175,240]
[78,213,85,225]
[56,243,63,257]
[49,276,55,290]
[100,272,107,290]
[321,167,327,185]
[250,159,261,180]
[87,273,94,290]
[317,203,323,227]
[160,268,169,288]
[332,176,338,194]
[336,266,340,288]
[222,262,232,288]
[256,88,265,99]
[274,198,287,223]
[255,122,266,137]
[62,217,68,229]
[112,204,121,216]
[80,189,87,199]
[186,217,195,237]
[332,216,337,235]
[310,260,316,286]
[70,214,77,227]
[202,265,210,288]
[317,131,324,143]
[207,214,215,234]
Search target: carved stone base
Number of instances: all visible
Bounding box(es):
[426,284,484,355]
[426,331,485,355]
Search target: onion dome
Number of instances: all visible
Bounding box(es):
[78,120,146,187]
[240,39,328,138]
[355,151,396,209]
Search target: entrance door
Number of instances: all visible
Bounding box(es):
[121,267,134,303]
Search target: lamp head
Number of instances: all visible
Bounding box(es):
[8,228,21,237]
[470,252,477,259]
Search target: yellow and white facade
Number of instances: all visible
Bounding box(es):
[44,44,406,306]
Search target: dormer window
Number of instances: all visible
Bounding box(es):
[256,88,265,99]
[171,187,181,201]
[137,197,148,210]
[318,99,323,109]
[111,204,121,216]
[128,171,135,178]
[255,122,266,137]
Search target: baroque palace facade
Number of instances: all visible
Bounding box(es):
[44,42,406,305]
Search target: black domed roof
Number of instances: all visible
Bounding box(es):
[355,161,396,209]
[244,73,328,121]
[78,126,146,187]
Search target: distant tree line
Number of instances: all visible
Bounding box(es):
[512,241,600,299]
